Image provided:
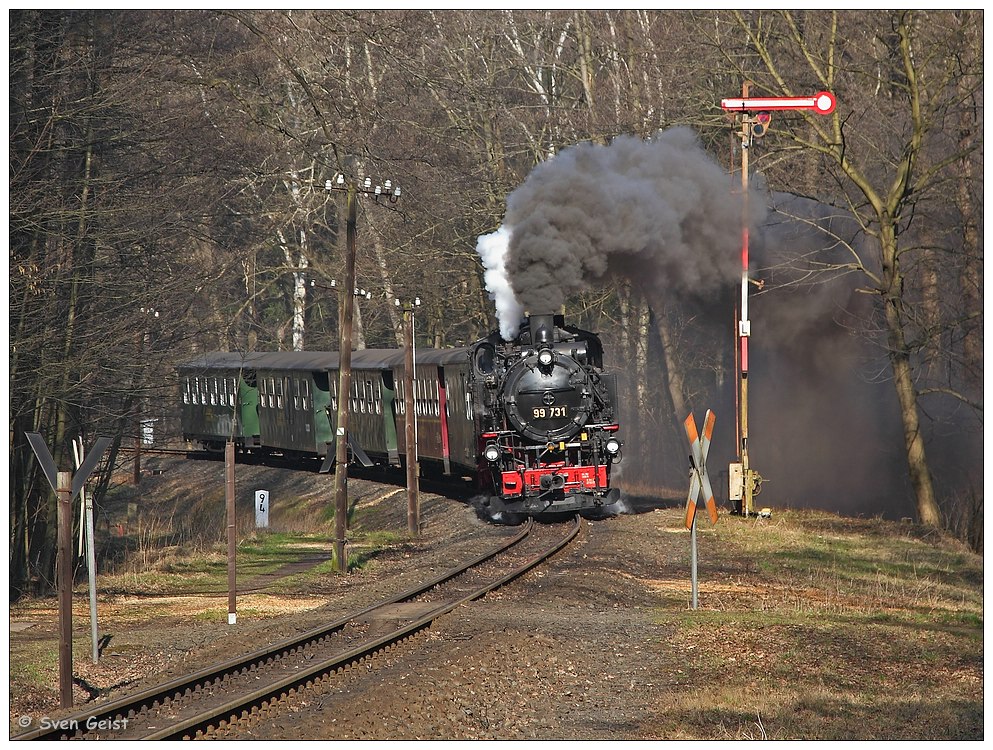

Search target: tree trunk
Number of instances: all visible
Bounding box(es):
[880,225,941,526]
[653,308,688,421]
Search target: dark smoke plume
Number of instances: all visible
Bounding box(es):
[747,192,981,521]
[501,128,766,322]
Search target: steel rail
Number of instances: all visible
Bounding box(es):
[12,518,535,742]
[145,515,581,741]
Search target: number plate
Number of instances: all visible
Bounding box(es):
[532,405,568,419]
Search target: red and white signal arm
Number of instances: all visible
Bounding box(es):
[721,91,836,115]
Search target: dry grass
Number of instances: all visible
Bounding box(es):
[639,508,983,740]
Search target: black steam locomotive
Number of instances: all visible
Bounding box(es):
[178,314,622,519]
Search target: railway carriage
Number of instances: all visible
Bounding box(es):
[178,352,269,451]
[178,314,622,519]
[255,352,339,459]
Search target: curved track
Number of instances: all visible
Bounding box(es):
[13,515,582,741]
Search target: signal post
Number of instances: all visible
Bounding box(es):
[720,84,836,516]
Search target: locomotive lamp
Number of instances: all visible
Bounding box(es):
[483,443,501,463]
[537,348,554,367]
[605,437,621,455]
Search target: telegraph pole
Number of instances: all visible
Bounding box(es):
[333,182,357,572]
[397,297,422,536]
[325,175,401,572]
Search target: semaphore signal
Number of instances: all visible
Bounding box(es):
[720,91,836,115]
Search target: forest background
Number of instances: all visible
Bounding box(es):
[8,10,983,597]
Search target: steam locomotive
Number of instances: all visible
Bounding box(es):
[178,313,622,519]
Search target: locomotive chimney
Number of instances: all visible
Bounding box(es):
[529,313,557,345]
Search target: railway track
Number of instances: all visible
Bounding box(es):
[12,515,582,741]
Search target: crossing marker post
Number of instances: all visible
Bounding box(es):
[684,411,718,610]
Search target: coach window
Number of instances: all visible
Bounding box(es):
[268,377,276,408]
[329,378,338,412]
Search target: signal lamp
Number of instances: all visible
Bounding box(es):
[751,111,772,138]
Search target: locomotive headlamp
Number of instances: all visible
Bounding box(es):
[537,348,554,367]
[605,437,621,455]
[483,443,501,462]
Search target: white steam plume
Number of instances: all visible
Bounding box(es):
[475,224,525,340]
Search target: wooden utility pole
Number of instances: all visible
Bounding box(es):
[332,183,358,573]
[325,174,401,572]
[402,302,419,536]
[226,439,237,624]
